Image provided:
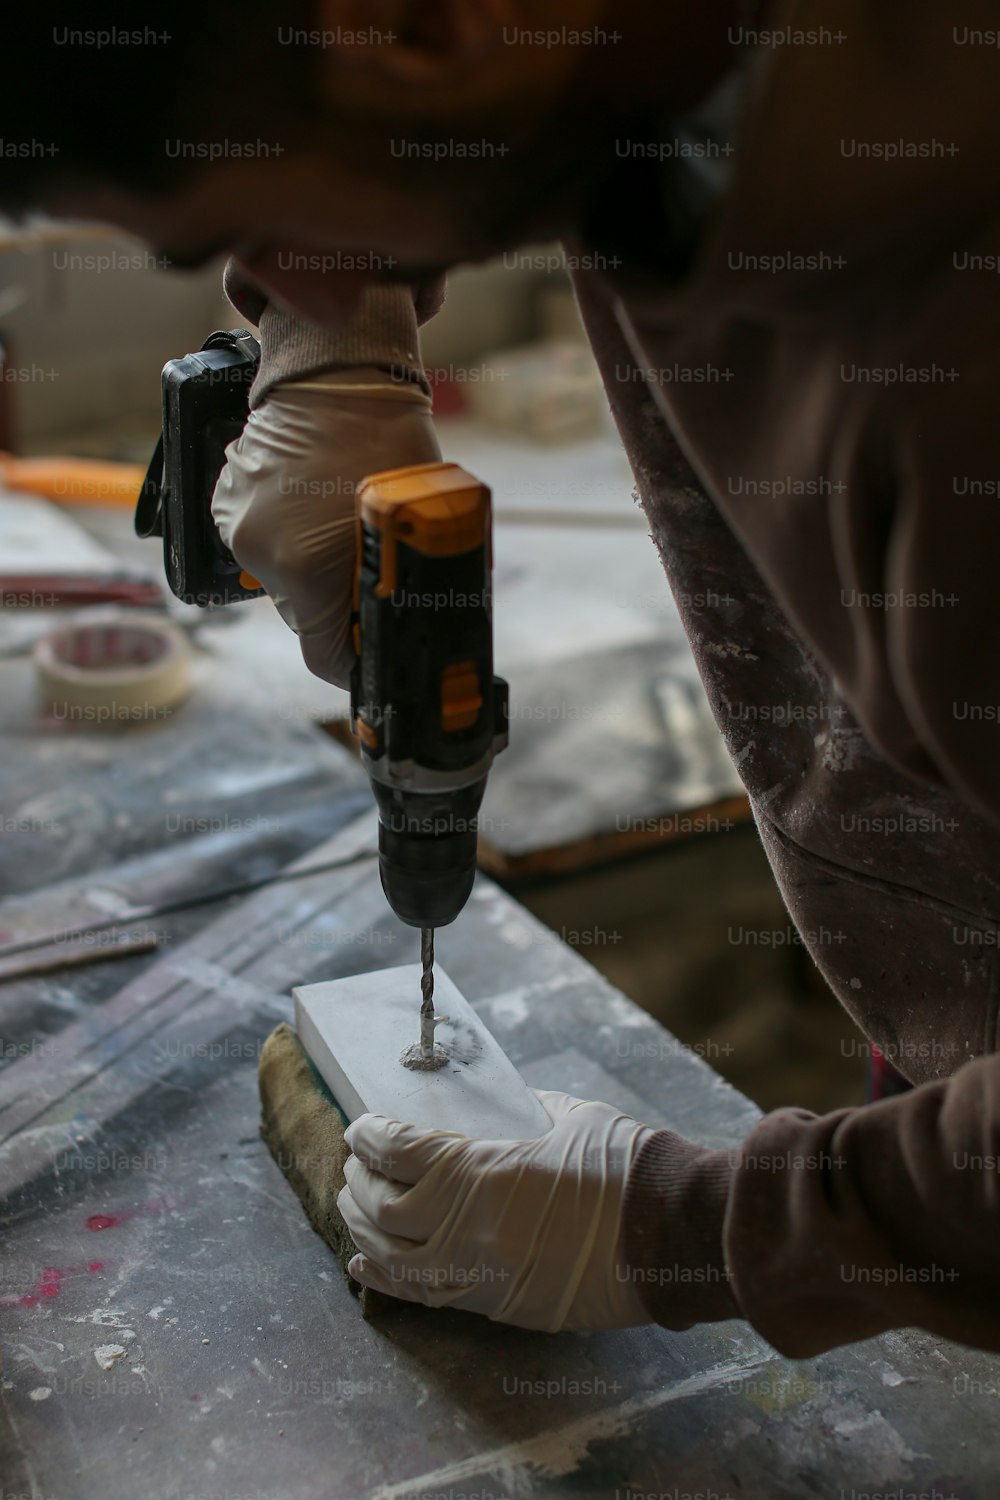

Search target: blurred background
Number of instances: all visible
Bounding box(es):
[0,221,866,1113]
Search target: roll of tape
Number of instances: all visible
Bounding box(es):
[34,609,191,726]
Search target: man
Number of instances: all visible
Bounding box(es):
[6,1,999,1356]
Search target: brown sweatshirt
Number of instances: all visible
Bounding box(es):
[225,0,1000,1358]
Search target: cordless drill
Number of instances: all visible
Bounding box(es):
[135,332,508,1054]
[351,460,508,1055]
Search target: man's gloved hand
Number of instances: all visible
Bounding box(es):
[337,1090,657,1332]
[211,370,440,688]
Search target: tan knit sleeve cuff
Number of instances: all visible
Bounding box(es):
[222,259,436,408]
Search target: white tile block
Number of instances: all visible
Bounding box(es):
[294,964,552,1142]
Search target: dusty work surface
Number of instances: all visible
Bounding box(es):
[0,473,998,1496]
[1,741,999,1497]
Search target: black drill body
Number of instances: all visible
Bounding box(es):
[350,463,508,934]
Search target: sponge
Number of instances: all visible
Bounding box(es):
[257,1022,401,1318]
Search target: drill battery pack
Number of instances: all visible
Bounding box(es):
[134,328,265,607]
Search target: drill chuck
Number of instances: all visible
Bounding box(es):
[373,778,486,928]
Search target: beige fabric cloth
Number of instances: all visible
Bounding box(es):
[258,1022,403,1319]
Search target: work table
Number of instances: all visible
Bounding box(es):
[0,444,997,1497]
[0,688,998,1499]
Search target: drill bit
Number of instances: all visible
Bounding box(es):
[419,925,436,1059]
[401,927,447,1071]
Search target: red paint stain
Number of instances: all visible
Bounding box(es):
[1,1260,104,1310]
[84,1199,177,1236]
[3,1197,180,1312]
[85,1213,119,1232]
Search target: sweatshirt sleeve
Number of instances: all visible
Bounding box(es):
[624,1051,1000,1357]
[222,259,446,408]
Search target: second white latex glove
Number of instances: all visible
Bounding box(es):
[211,372,440,688]
[338,1090,656,1332]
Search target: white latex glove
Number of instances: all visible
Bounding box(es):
[338,1090,656,1332]
[211,371,440,688]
